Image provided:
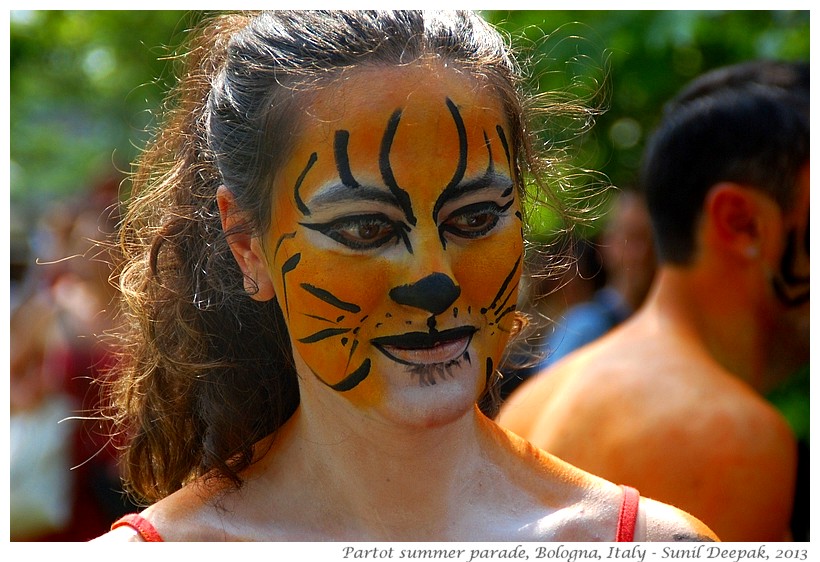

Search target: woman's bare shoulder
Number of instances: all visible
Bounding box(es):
[91,523,146,542]
[90,479,232,542]
[640,496,720,542]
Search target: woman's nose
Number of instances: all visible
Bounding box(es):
[389,272,460,315]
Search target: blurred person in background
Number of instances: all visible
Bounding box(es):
[10,178,138,541]
[498,233,604,399]
[538,189,656,368]
[497,59,809,542]
[500,190,655,397]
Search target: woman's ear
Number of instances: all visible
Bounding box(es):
[216,186,276,301]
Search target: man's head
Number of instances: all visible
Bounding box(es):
[641,60,809,267]
[641,60,810,382]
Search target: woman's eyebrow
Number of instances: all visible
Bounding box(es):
[432,171,514,221]
[305,183,402,211]
[458,171,514,195]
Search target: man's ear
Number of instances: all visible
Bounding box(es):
[704,182,781,261]
[216,185,276,301]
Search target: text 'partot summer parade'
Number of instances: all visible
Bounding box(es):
[338,544,810,562]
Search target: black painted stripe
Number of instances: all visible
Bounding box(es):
[488,256,521,312]
[280,252,301,317]
[379,109,417,226]
[298,327,351,344]
[300,283,362,313]
[334,130,361,189]
[496,125,511,172]
[294,152,318,215]
[327,358,371,392]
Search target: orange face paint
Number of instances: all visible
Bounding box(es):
[261,64,523,416]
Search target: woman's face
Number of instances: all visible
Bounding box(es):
[255,64,523,425]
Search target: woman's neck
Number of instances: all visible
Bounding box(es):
[249,400,504,539]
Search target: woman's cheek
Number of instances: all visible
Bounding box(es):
[454,232,523,316]
[278,244,393,400]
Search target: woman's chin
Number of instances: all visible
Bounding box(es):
[369,365,483,429]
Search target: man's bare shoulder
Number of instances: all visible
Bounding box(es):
[497,312,796,541]
[498,323,676,433]
[498,330,622,421]
[498,310,796,472]
[502,310,788,423]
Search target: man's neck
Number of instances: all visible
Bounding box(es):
[645,265,768,392]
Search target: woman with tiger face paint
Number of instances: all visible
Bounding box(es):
[227,65,525,428]
[96,11,717,542]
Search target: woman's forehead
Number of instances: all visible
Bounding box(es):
[274,63,511,202]
[305,63,505,131]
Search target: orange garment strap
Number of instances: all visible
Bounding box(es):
[615,485,640,542]
[111,513,164,542]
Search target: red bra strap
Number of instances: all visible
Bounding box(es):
[616,485,640,542]
[111,513,164,542]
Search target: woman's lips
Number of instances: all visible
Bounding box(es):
[371,327,476,366]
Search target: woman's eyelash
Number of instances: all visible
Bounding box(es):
[301,214,409,250]
[439,200,513,239]
[301,199,512,250]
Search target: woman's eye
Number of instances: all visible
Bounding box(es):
[301,215,399,249]
[441,201,507,239]
[338,220,393,244]
[455,212,495,230]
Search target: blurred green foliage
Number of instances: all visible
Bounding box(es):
[10,10,203,210]
[481,10,809,238]
[10,10,809,236]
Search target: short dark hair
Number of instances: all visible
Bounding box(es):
[640,60,809,265]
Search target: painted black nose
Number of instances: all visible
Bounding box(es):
[389,273,461,315]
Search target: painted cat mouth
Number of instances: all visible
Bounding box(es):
[371,326,476,366]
